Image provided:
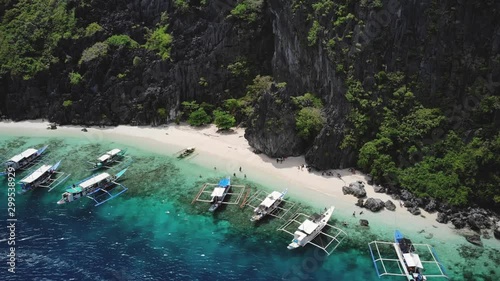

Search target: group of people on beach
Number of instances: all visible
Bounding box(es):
[276,157,285,163]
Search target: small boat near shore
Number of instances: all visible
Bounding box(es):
[1,145,48,176]
[287,206,334,250]
[208,177,231,212]
[19,160,63,192]
[177,147,195,159]
[57,168,128,206]
[368,230,448,280]
[89,148,127,170]
[251,189,287,222]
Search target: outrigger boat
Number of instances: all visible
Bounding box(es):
[1,146,48,176]
[89,148,127,170]
[368,230,448,280]
[250,189,287,222]
[57,168,128,206]
[208,177,231,212]
[18,160,69,193]
[287,206,334,250]
[177,147,195,159]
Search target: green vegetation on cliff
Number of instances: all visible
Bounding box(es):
[0,0,76,79]
[145,26,173,60]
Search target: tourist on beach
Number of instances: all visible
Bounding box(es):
[239,167,242,172]
[352,211,356,217]
[233,173,236,177]
[244,174,246,178]
[214,167,216,170]
[360,211,363,215]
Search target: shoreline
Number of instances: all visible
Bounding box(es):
[0,120,499,249]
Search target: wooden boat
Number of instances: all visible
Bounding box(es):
[208,177,231,212]
[177,147,195,159]
[19,161,62,192]
[57,168,128,206]
[368,230,449,280]
[251,189,287,221]
[287,206,334,250]
[1,145,48,176]
[89,148,127,171]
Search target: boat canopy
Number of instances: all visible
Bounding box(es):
[218,178,230,187]
[98,154,111,162]
[261,191,282,208]
[107,149,121,156]
[80,173,111,188]
[298,219,320,235]
[20,165,52,184]
[211,187,227,197]
[9,148,38,163]
[403,253,424,269]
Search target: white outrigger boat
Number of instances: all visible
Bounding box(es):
[1,145,48,176]
[19,160,69,192]
[208,177,231,212]
[368,230,448,281]
[89,148,127,171]
[57,168,128,206]
[250,189,287,221]
[287,206,335,250]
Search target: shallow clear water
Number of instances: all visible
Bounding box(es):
[0,134,498,281]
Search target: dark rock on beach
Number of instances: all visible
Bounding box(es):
[408,206,421,216]
[373,185,385,193]
[359,219,369,227]
[436,212,449,224]
[494,228,500,240]
[355,199,364,208]
[385,200,396,211]
[424,199,438,213]
[364,198,385,212]
[465,234,483,247]
[467,213,489,231]
[342,181,366,198]
[452,217,467,229]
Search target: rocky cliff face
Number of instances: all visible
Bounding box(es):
[0,0,274,125]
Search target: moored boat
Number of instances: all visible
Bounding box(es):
[178,147,195,159]
[90,148,126,170]
[287,206,334,250]
[1,145,48,176]
[19,161,61,192]
[251,189,287,221]
[393,230,428,281]
[57,168,128,206]
[208,177,231,212]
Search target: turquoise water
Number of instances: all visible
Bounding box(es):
[0,133,498,280]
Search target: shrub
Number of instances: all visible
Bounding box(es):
[84,22,103,37]
[213,110,236,130]
[79,42,108,65]
[291,93,323,109]
[63,100,73,107]
[117,73,126,79]
[188,108,211,126]
[157,108,167,118]
[198,77,208,87]
[0,0,77,79]
[145,26,173,60]
[295,107,325,139]
[307,20,322,46]
[132,56,142,66]
[174,0,189,12]
[106,35,139,48]
[246,75,273,98]
[227,59,250,76]
[230,0,264,23]
[68,72,82,85]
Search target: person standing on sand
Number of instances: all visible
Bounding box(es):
[352,211,356,217]
[239,167,242,172]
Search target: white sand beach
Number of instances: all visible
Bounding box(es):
[0,120,499,250]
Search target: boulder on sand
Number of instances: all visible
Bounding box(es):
[465,234,483,247]
[359,219,369,227]
[342,181,366,198]
[436,212,449,224]
[355,199,364,207]
[364,198,385,212]
[385,200,396,211]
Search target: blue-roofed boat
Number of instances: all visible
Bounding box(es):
[208,177,231,212]
[19,160,62,192]
[1,145,48,176]
[57,168,128,206]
